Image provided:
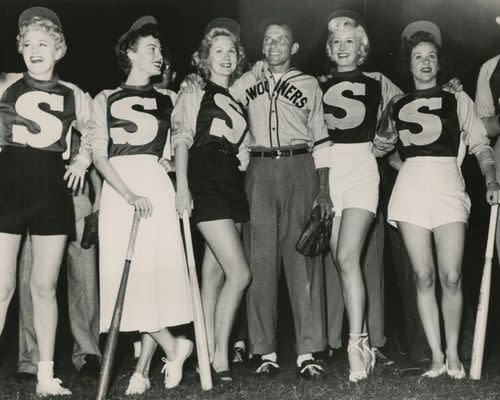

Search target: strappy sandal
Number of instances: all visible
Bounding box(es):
[361,333,376,374]
[347,333,368,383]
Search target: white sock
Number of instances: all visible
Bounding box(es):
[261,352,277,362]
[134,341,142,359]
[37,361,54,381]
[296,353,314,367]
[234,341,245,350]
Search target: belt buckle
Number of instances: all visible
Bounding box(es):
[274,149,282,159]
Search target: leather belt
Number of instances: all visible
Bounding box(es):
[250,148,309,159]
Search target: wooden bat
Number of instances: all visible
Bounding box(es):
[181,211,213,390]
[96,213,141,399]
[470,204,498,380]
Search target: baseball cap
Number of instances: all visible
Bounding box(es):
[205,17,240,38]
[19,6,62,29]
[117,15,158,48]
[401,20,442,46]
[327,9,364,32]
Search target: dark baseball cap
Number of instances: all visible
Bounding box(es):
[117,15,158,48]
[205,17,240,38]
[19,6,62,29]
[401,20,442,46]
[327,9,364,32]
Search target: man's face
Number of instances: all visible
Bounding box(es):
[262,24,298,68]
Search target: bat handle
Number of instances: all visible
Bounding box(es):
[96,213,141,399]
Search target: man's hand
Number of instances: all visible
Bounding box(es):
[372,137,396,157]
[64,159,87,193]
[313,186,334,220]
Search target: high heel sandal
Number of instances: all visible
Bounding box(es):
[446,360,466,380]
[347,334,368,383]
[421,359,446,378]
[361,333,376,374]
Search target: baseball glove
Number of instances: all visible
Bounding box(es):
[81,210,99,249]
[295,206,333,257]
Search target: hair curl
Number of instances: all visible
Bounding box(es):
[400,30,445,89]
[326,17,370,67]
[192,28,247,86]
[116,23,162,76]
[17,17,67,58]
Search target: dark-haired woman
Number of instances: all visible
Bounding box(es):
[92,16,192,394]
[376,21,500,379]
[172,19,251,381]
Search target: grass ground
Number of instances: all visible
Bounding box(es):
[2,336,500,400]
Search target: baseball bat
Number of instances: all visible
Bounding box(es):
[470,204,498,380]
[96,213,141,399]
[181,211,213,390]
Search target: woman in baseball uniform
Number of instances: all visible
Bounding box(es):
[376,21,499,379]
[0,7,93,396]
[92,16,193,394]
[322,10,402,382]
[173,18,251,381]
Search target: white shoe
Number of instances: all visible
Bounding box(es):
[421,363,446,378]
[347,334,368,383]
[446,360,466,380]
[125,372,150,395]
[36,377,71,397]
[162,339,194,389]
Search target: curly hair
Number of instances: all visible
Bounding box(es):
[17,17,67,58]
[116,23,161,76]
[400,30,445,90]
[192,27,247,86]
[326,17,370,67]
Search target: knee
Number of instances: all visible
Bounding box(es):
[413,270,435,291]
[441,271,462,292]
[203,264,225,285]
[336,248,359,273]
[30,281,57,300]
[228,267,251,291]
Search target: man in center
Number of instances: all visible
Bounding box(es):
[229,19,333,379]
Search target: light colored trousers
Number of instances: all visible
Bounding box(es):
[17,192,100,374]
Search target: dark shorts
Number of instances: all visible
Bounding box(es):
[0,146,75,236]
[188,144,249,224]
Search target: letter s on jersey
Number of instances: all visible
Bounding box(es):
[110,97,158,145]
[398,98,442,146]
[323,82,366,130]
[209,93,246,144]
[12,91,64,148]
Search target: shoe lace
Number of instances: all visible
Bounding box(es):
[232,347,244,363]
[161,357,169,376]
[256,360,279,373]
[299,362,324,375]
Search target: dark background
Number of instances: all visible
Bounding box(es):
[2,0,500,354]
[0,0,499,96]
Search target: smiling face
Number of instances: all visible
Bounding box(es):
[262,24,298,72]
[410,41,439,89]
[21,29,62,80]
[208,34,238,82]
[327,28,361,72]
[127,35,163,79]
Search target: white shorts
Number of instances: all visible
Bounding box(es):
[329,143,379,217]
[388,157,471,230]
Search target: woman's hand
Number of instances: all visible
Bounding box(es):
[64,159,87,193]
[176,184,193,217]
[127,194,153,218]
[486,181,500,205]
[159,157,174,173]
[180,73,205,93]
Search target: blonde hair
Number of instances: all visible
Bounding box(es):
[192,27,247,85]
[17,17,67,58]
[326,17,370,66]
